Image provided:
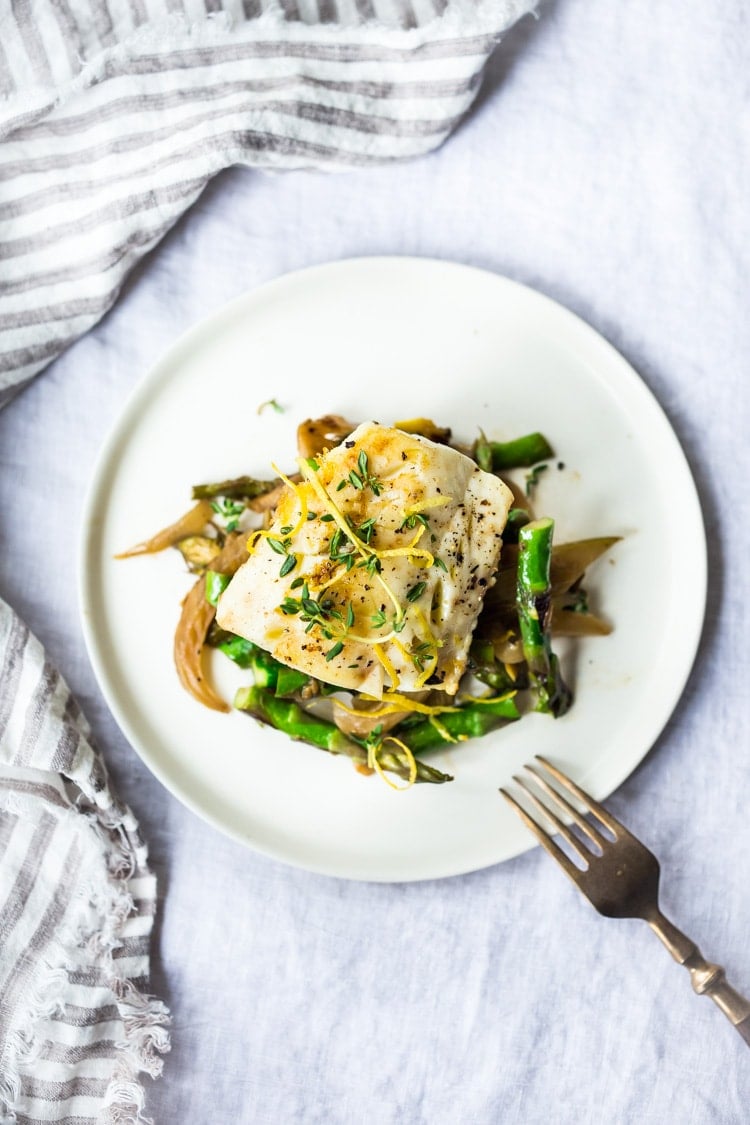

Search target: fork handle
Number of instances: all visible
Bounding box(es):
[648,911,750,1046]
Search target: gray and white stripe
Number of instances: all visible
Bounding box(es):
[0,597,169,1125]
[0,0,536,403]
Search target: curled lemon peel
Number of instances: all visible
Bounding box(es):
[368,735,417,791]
[458,691,518,705]
[412,605,442,649]
[415,657,438,690]
[338,693,459,717]
[404,495,453,516]
[373,688,461,715]
[297,457,373,555]
[410,605,441,689]
[373,644,400,691]
[389,636,411,665]
[377,545,434,567]
[271,462,309,538]
[246,527,281,554]
[428,715,458,744]
[246,467,308,556]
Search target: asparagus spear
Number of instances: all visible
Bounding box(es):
[234,685,452,784]
[474,431,554,473]
[206,626,310,696]
[502,507,532,544]
[516,518,572,717]
[468,639,528,694]
[401,696,520,755]
[191,475,279,501]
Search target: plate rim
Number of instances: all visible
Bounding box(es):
[78,255,708,882]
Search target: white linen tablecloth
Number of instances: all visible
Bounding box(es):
[2,0,749,1120]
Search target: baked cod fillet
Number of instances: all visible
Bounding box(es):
[217,422,513,698]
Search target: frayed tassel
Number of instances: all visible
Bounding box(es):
[101,1079,150,1125]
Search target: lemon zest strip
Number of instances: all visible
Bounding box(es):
[373,644,400,691]
[297,457,374,556]
[428,715,458,744]
[369,735,417,791]
[246,466,308,555]
[404,495,453,516]
[458,691,518,705]
[270,462,309,538]
[376,691,460,715]
[337,694,459,717]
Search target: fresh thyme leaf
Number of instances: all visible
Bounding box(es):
[349,470,364,490]
[356,517,377,545]
[307,511,318,520]
[267,537,287,556]
[280,525,293,535]
[211,497,245,525]
[320,513,335,522]
[336,480,347,492]
[306,457,320,472]
[432,557,448,572]
[410,640,433,672]
[363,723,384,753]
[406,581,427,603]
[257,398,284,415]
[326,641,344,662]
[400,512,429,531]
[279,597,301,616]
[370,609,387,628]
[279,554,297,578]
[392,615,407,634]
[357,555,382,578]
[290,576,304,589]
[345,604,355,629]
[525,463,549,496]
[358,450,368,478]
[474,429,493,473]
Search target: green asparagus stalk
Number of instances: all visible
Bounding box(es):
[191,475,279,501]
[401,696,520,755]
[516,518,572,717]
[502,508,532,544]
[474,431,554,473]
[469,639,528,694]
[234,685,452,784]
[206,626,310,696]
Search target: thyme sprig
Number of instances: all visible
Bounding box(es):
[211,497,245,533]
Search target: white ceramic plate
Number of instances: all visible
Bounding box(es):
[80,258,706,882]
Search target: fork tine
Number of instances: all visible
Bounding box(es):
[500,788,583,883]
[535,756,625,837]
[524,764,605,849]
[511,775,593,865]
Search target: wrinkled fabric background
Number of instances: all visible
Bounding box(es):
[1,0,749,1121]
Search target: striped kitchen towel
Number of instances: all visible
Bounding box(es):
[0,597,170,1124]
[0,0,536,407]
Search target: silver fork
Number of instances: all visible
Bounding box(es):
[501,756,750,1046]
